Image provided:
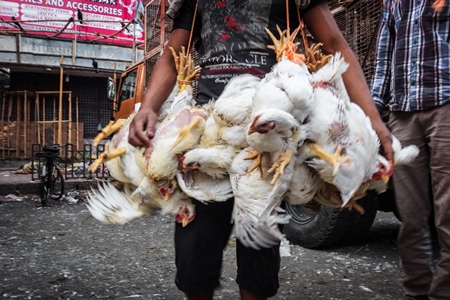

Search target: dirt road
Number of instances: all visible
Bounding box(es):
[0,195,405,299]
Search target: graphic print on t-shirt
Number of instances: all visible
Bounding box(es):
[196,0,278,102]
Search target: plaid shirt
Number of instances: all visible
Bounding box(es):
[370,0,450,112]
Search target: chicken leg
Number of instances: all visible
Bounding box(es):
[169,46,201,94]
[308,143,350,174]
[297,22,332,73]
[339,181,369,214]
[88,144,127,172]
[267,148,294,185]
[343,197,365,214]
[93,119,127,147]
[316,181,365,214]
[265,25,305,64]
[170,116,205,153]
[244,149,264,178]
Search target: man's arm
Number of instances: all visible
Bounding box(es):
[303,0,394,161]
[371,4,394,114]
[128,28,191,148]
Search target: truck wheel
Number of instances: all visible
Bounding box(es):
[283,193,378,249]
[283,201,355,249]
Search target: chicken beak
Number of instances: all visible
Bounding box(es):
[182,217,189,227]
[381,174,390,183]
[164,193,170,201]
[247,127,256,135]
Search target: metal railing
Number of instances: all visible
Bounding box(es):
[31,143,110,181]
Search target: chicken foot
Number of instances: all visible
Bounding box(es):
[265,25,305,64]
[305,43,333,73]
[244,149,264,178]
[341,182,369,214]
[93,118,127,147]
[88,144,127,172]
[295,21,332,73]
[343,199,365,214]
[169,46,201,94]
[308,143,350,174]
[318,181,366,214]
[267,148,294,185]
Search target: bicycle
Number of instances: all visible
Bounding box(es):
[36,145,65,206]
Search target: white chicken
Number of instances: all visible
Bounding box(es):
[226,108,302,249]
[87,179,195,226]
[245,61,312,180]
[179,74,260,179]
[86,109,199,226]
[284,157,320,206]
[299,52,381,209]
[229,148,292,250]
[89,112,144,187]
[364,134,419,195]
[299,53,420,212]
[175,74,261,202]
[176,115,235,202]
[87,46,202,226]
[246,108,303,183]
[134,100,209,201]
[87,104,200,225]
[212,74,261,148]
[252,58,314,124]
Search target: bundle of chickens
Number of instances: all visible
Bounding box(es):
[87,26,419,250]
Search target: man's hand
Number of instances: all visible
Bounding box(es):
[127,28,190,148]
[128,107,159,148]
[372,119,394,162]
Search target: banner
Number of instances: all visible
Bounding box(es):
[0,0,145,46]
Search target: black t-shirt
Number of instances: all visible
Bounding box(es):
[173,0,319,104]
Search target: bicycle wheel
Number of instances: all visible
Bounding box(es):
[48,164,65,201]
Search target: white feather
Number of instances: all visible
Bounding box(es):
[392,134,419,165]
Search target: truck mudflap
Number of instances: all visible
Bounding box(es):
[283,191,378,249]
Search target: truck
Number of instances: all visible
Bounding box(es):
[106,0,173,121]
[109,60,146,121]
[107,0,397,249]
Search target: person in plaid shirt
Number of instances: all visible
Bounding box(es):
[371,1,450,299]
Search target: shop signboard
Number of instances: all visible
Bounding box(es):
[0,0,145,46]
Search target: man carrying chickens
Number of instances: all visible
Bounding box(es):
[371,1,450,299]
[128,0,393,299]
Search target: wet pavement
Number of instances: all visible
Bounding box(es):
[0,189,407,300]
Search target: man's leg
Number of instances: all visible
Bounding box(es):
[424,103,450,300]
[174,199,234,298]
[235,239,281,298]
[239,286,268,300]
[389,111,434,299]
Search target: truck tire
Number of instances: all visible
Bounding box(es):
[283,192,378,249]
[283,201,355,249]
